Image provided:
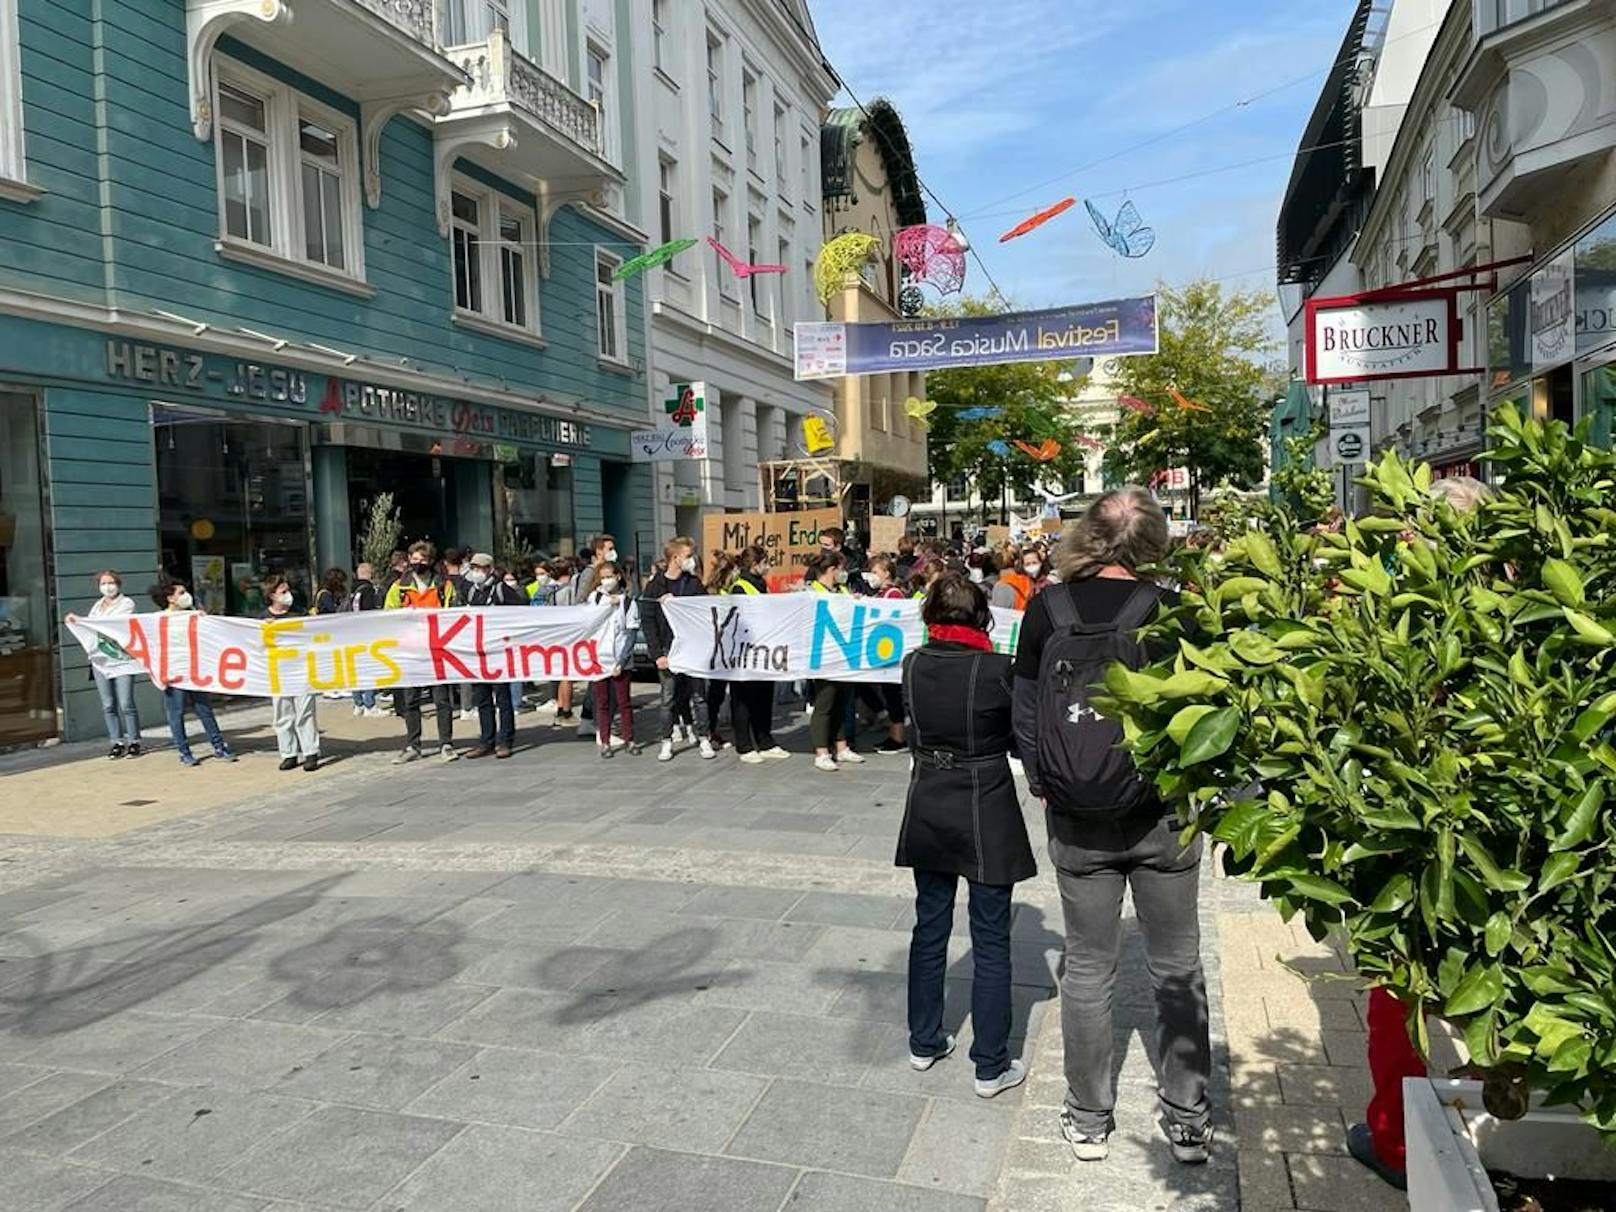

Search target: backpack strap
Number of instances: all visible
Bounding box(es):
[1042,585,1080,633]
[1113,581,1161,634]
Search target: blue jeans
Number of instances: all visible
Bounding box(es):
[162,687,227,759]
[94,670,140,744]
[908,869,1014,1081]
[352,689,377,709]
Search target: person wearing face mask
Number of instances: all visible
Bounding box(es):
[585,560,641,758]
[861,557,910,756]
[641,536,704,761]
[461,553,524,759]
[262,576,320,771]
[66,570,142,758]
[528,558,557,604]
[967,550,1000,595]
[383,541,458,764]
[725,545,788,764]
[994,545,1048,611]
[150,575,236,767]
[805,549,864,772]
[575,533,618,601]
[499,568,529,715]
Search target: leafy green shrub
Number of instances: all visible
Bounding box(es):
[1097,407,1616,1127]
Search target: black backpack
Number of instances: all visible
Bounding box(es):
[1034,582,1161,817]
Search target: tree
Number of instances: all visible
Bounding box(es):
[1104,280,1278,518]
[924,297,1090,521]
[357,492,402,574]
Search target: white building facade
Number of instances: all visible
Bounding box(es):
[631,0,837,538]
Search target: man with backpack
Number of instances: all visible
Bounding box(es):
[384,541,458,763]
[346,562,384,716]
[1010,487,1213,1168]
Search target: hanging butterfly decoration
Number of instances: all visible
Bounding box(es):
[612,237,697,280]
[1014,439,1062,462]
[1169,386,1211,413]
[892,224,966,295]
[707,236,786,279]
[1118,394,1154,414]
[986,439,1012,458]
[1085,199,1155,258]
[898,286,926,317]
[1072,434,1106,450]
[904,397,938,423]
[814,232,881,303]
[998,197,1076,244]
[956,406,1004,421]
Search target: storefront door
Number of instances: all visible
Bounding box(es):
[0,390,53,746]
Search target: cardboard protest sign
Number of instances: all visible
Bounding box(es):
[701,507,842,590]
[868,515,905,555]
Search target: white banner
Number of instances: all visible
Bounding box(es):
[66,607,623,696]
[662,594,1024,683]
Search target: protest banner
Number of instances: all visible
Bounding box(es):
[985,525,1011,548]
[701,507,842,590]
[868,515,905,555]
[661,593,1023,684]
[65,606,622,696]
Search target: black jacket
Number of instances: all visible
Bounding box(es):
[896,642,1037,886]
[349,580,379,612]
[640,570,703,660]
[463,578,525,607]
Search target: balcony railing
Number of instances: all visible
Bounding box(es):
[447,30,601,158]
[352,0,436,46]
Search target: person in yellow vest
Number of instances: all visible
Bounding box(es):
[384,541,458,764]
[806,549,864,773]
[728,544,788,763]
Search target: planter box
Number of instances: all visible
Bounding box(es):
[1404,1077,1616,1211]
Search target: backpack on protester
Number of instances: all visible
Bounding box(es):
[1034,582,1161,817]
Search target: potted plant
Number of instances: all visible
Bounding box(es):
[1096,407,1616,1208]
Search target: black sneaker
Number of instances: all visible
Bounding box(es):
[875,738,906,755]
[1163,1118,1213,1165]
[126,743,143,758]
[302,755,319,772]
[278,757,299,772]
[1346,1122,1407,1190]
[108,744,125,759]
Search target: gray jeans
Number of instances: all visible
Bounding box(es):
[1052,811,1210,1135]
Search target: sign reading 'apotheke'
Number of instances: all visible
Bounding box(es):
[1304,291,1459,385]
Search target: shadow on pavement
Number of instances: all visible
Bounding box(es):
[267,915,467,1012]
[543,927,741,1025]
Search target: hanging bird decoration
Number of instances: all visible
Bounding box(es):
[814,232,881,303]
[998,197,1076,243]
[1085,199,1155,259]
[1118,394,1154,414]
[892,224,967,295]
[1014,438,1062,462]
[904,397,938,423]
[956,406,1004,421]
[1170,386,1211,413]
[612,237,698,280]
[986,439,1012,459]
[707,236,786,279]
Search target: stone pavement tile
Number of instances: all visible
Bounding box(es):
[784,1171,988,1212]
[271,1033,477,1110]
[1276,1063,1376,1110]
[2,1077,174,1156]
[574,907,723,950]
[684,826,859,858]
[380,1123,622,1212]
[580,1001,749,1065]
[897,1096,1017,1197]
[1231,1063,1285,1108]
[416,895,517,934]
[284,819,403,843]
[0,1070,111,1138]
[0,1147,119,1211]
[1237,1105,1351,1155]
[1263,994,1365,1033]
[1287,1153,1409,1212]
[131,1020,349,1088]
[58,1175,270,1212]
[726,1078,926,1179]
[556,1063,768,1153]
[306,980,496,1037]
[1321,1029,1369,1068]
[784,890,909,930]
[455,940,620,992]
[433,988,604,1054]
[1239,973,1363,1002]
[1238,1149,1297,1207]
[711,1010,885,1084]
[588,823,703,847]
[800,924,911,974]
[747,810,839,834]
[677,885,805,921]
[694,959,848,1015]
[470,900,621,939]
[702,918,826,964]
[73,1086,317,1183]
[0,1059,51,1096]
[845,835,901,861]
[245,971,391,1026]
[216,1105,464,1209]
[17,1013,214,1076]
[402,1046,618,1129]
[575,1146,798,1212]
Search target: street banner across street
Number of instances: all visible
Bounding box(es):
[793,296,1158,380]
[662,594,1024,683]
[65,606,624,696]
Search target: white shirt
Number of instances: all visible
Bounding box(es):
[89,593,135,618]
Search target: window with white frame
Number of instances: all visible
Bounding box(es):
[213,65,364,283]
[449,176,539,335]
[799,130,813,207]
[1,0,28,191]
[652,0,670,73]
[446,0,511,44]
[712,185,735,298]
[776,236,790,323]
[772,103,787,189]
[586,42,615,163]
[658,155,677,247]
[595,250,628,363]
[706,30,725,142]
[748,213,765,315]
[742,68,758,167]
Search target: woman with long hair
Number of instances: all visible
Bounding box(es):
[804,549,862,772]
[728,544,788,764]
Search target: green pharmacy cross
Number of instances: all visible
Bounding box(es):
[665,384,705,427]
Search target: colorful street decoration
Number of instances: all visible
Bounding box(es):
[814,232,881,304]
[1118,394,1154,414]
[892,224,967,295]
[1013,438,1062,462]
[1085,199,1155,258]
[986,439,1012,458]
[956,406,1004,421]
[707,236,786,279]
[1169,386,1211,412]
[998,197,1076,243]
[904,397,938,423]
[612,237,697,280]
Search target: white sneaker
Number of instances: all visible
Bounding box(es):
[836,748,866,765]
[658,739,675,762]
[364,706,387,718]
[910,1034,956,1071]
[352,705,364,717]
[758,746,791,761]
[457,709,475,721]
[700,737,717,760]
[738,751,765,765]
[608,735,628,750]
[975,1058,1027,1099]
[814,753,839,773]
[439,744,459,763]
[1061,1109,1111,1161]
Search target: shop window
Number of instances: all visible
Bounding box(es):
[152,406,312,618]
[449,176,539,338]
[1576,210,1616,357]
[212,63,365,285]
[0,391,52,746]
[1486,277,1531,394]
[503,453,573,556]
[0,0,25,194]
[595,249,628,363]
[1579,362,1616,449]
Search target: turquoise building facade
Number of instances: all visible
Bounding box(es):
[0,0,655,744]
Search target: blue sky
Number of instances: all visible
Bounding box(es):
[809,0,1363,324]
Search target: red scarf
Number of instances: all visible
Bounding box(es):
[927,624,993,651]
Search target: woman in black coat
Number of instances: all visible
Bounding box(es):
[898,574,1037,1099]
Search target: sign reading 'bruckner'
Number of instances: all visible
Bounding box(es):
[1304,291,1458,385]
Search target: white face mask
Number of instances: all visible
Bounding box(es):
[174,591,193,609]
[467,569,488,586]
[1023,563,1042,580]
[680,556,697,574]
[99,582,119,598]
[600,577,620,594]
[968,567,984,584]
[504,578,519,589]
[862,571,884,588]
[603,547,617,563]
[835,569,849,585]
[535,573,551,586]
[273,590,293,606]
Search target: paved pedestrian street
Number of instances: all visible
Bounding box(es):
[0,701,1402,1211]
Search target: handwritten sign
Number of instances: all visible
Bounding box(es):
[702,508,842,590]
[868,515,905,555]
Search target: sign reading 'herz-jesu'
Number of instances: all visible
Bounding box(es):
[1304,290,1459,385]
